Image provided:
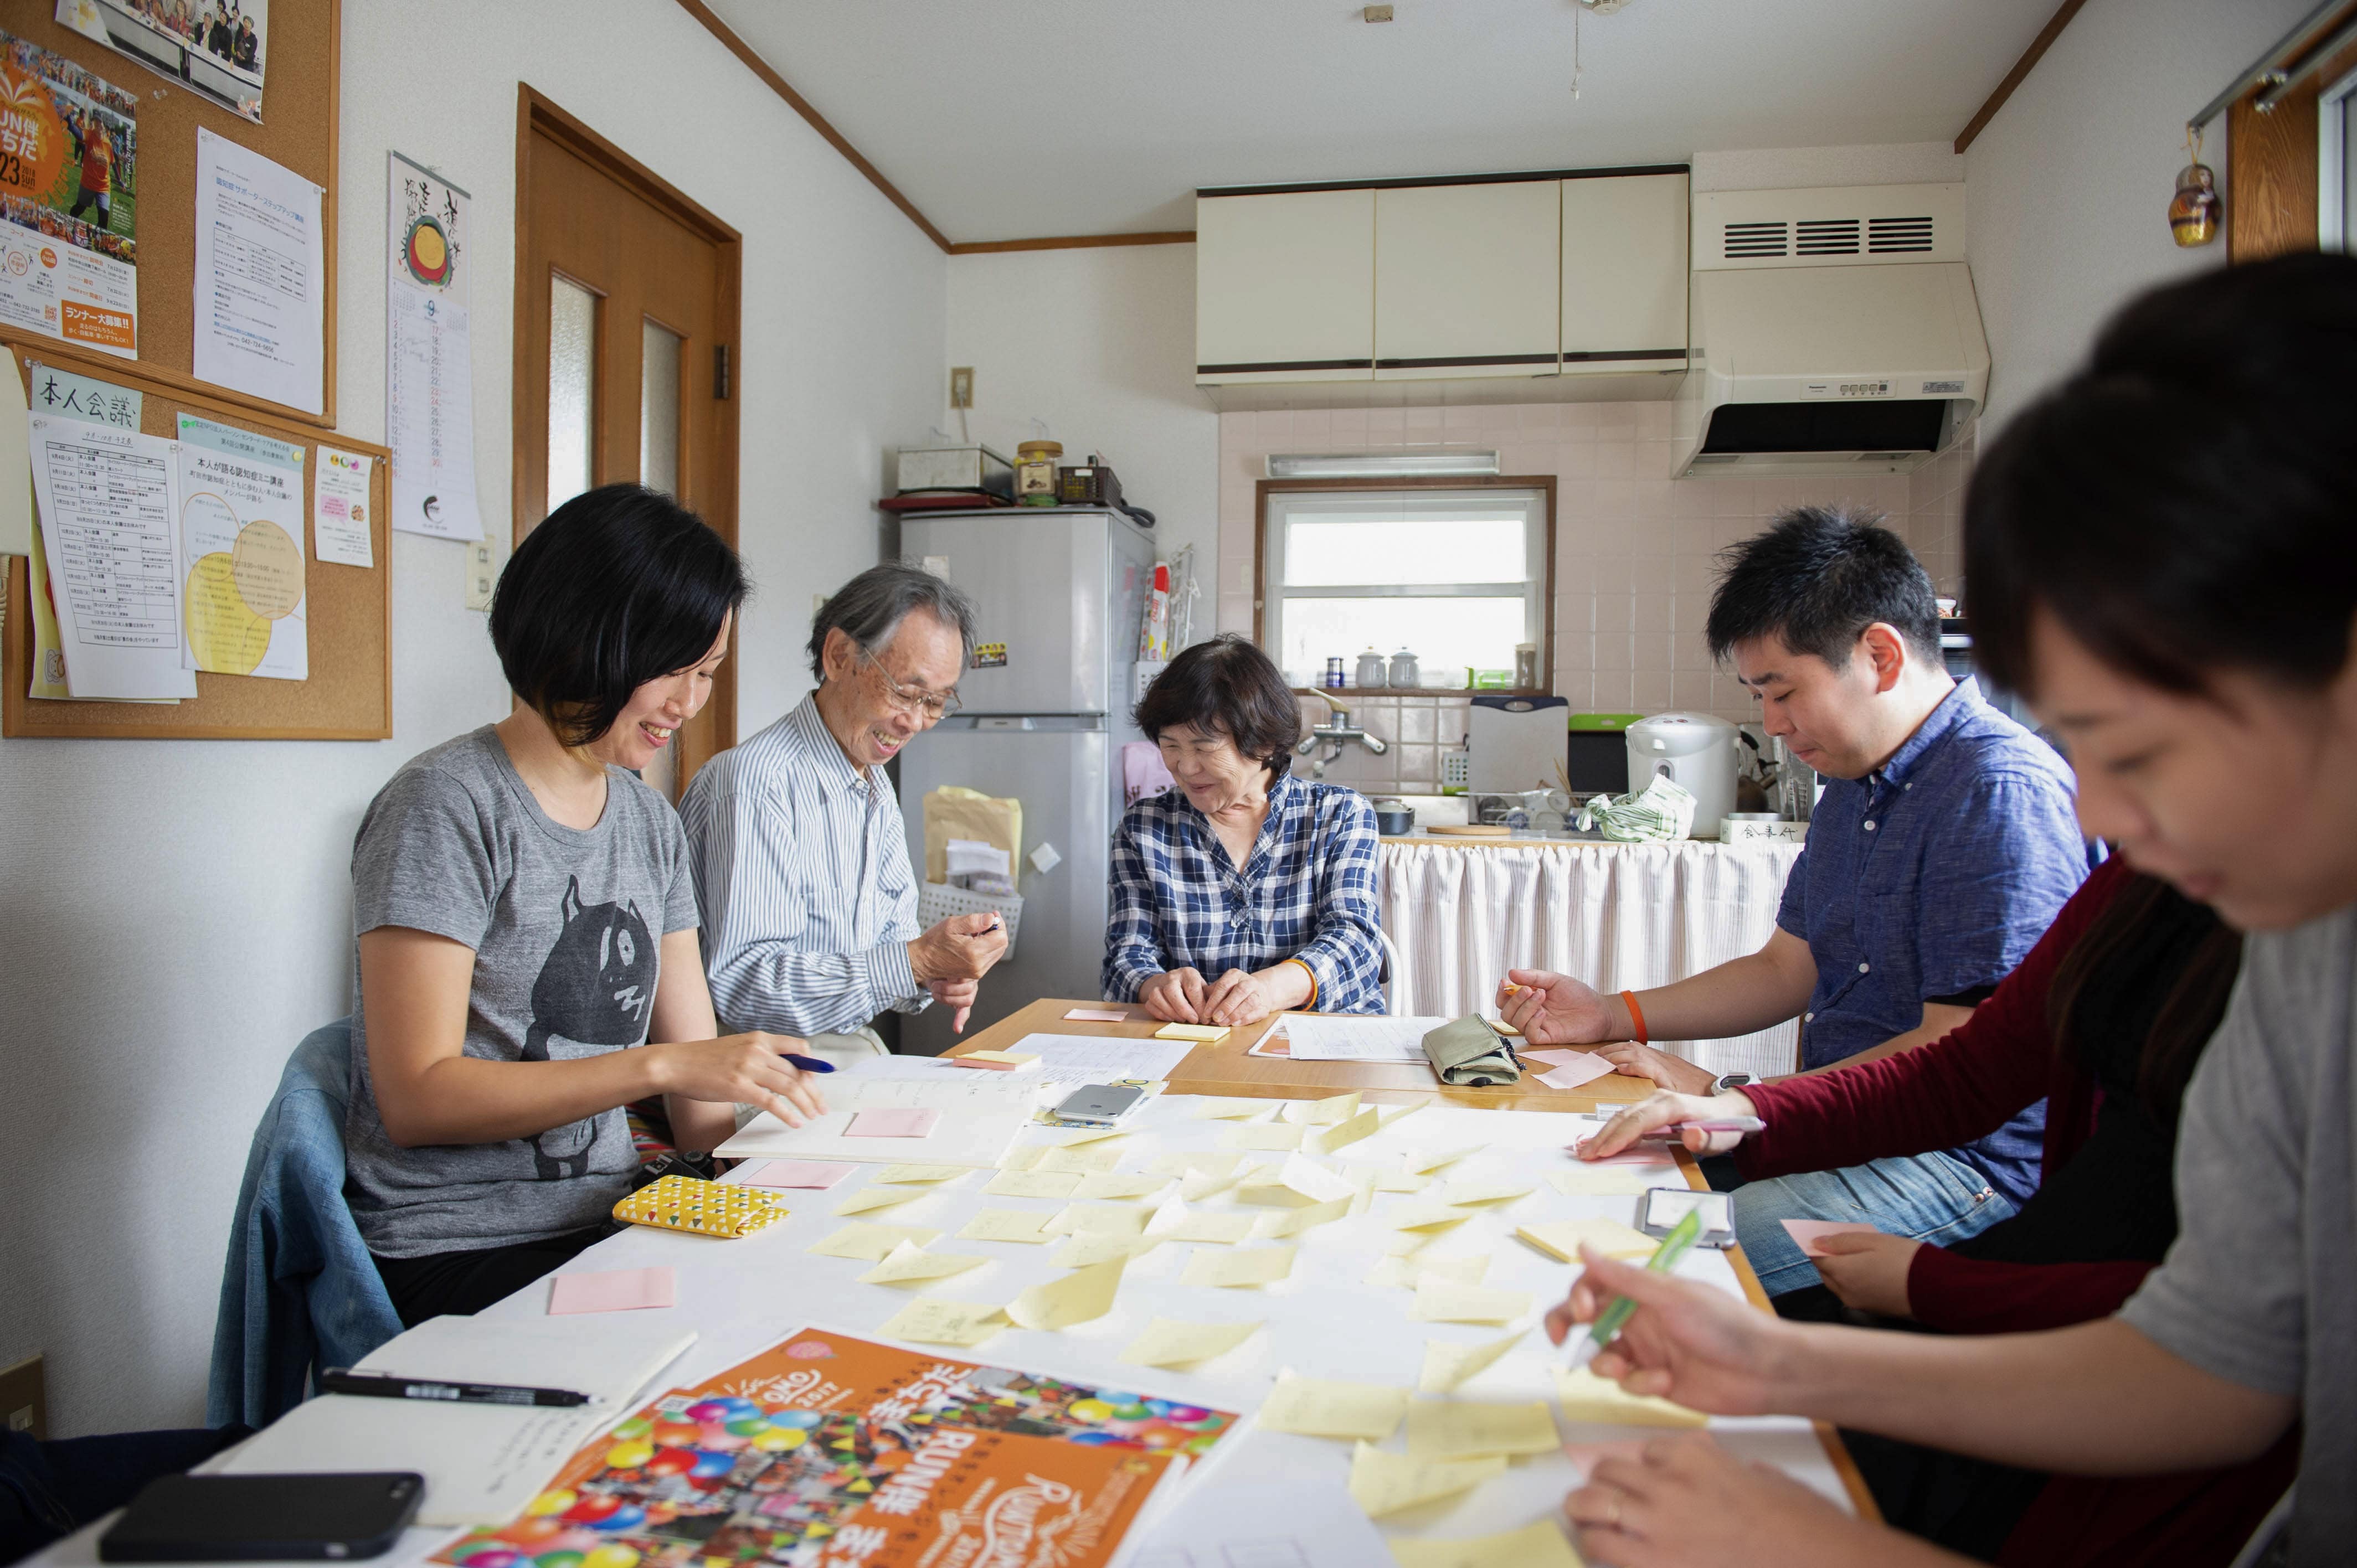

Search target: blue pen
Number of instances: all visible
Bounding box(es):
[784,1054,836,1074]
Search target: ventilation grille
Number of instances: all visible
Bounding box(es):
[1869,216,1936,253]
[1721,220,1788,259]
[1794,218,1860,256]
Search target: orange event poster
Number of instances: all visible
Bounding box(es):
[434,1328,1239,1568]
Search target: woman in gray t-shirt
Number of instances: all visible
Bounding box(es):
[348,484,826,1324]
[1526,255,2357,1568]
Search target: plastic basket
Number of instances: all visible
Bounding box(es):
[918,881,1023,960]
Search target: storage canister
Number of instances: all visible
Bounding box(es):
[1015,440,1063,506]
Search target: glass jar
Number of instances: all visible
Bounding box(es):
[1514,642,1540,690]
[1015,440,1063,506]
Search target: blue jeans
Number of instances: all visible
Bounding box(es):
[1733,1152,2018,1297]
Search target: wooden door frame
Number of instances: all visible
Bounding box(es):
[512,84,746,781]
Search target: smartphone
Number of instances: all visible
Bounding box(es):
[1634,1187,1737,1250]
[1053,1083,1146,1127]
[99,1472,425,1562]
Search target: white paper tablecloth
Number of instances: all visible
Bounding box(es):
[1380,838,1805,1080]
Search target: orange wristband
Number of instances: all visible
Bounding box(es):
[1288,958,1320,1007]
[1621,990,1650,1045]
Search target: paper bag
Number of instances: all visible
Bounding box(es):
[924,786,1022,885]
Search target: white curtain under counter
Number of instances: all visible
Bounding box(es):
[1378,837,1804,1081]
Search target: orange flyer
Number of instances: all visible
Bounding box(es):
[433,1327,1239,1568]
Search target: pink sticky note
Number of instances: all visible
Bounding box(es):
[1782,1219,1881,1258]
[548,1266,676,1315]
[846,1107,941,1139]
[1530,1050,1617,1090]
[745,1159,857,1190]
[1065,1008,1130,1023]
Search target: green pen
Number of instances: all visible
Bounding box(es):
[1565,1204,1702,1371]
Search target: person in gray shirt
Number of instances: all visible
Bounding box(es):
[347,486,826,1324]
[1520,256,2357,1568]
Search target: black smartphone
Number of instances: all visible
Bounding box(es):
[99,1472,424,1562]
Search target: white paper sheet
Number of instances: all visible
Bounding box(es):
[1003,1033,1197,1083]
[716,1059,1042,1167]
[314,447,375,568]
[386,153,481,540]
[176,414,306,679]
[27,415,194,699]
[219,1315,696,1527]
[1282,1014,1448,1064]
[1125,1476,1392,1568]
[193,128,325,414]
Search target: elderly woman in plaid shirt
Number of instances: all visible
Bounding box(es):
[1102,636,1385,1025]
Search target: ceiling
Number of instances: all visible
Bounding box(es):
[699,0,2060,244]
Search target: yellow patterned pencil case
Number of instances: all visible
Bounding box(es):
[613,1174,788,1239]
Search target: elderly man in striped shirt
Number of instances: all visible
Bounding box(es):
[682,566,1008,1058]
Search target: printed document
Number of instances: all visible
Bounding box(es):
[193,130,325,413]
[27,415,194,699]
[1283,1013,1449,1064]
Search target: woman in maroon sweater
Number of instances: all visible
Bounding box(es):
[1578,853,2295,1565]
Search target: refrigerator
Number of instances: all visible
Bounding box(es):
[893,507,1159,1055]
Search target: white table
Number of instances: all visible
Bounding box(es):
[1380,837,1806,1080]
[28,1091,1857,1567]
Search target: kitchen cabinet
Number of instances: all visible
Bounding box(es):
[1373,179,1561,380]
[1561,170,1690,370]
[1195,188,1376,384]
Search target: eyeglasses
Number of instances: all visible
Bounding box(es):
[858,644,963,720]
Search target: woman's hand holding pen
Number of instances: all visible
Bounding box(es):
[652,1032,828,1127]
[1578,1089,1761,1159]
[1546,1246,1791,1417]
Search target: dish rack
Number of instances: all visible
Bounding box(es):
[918,881,1023,960]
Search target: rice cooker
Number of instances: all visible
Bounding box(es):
[1625,711,1742,837]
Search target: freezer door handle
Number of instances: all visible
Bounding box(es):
[974,716,1036,731]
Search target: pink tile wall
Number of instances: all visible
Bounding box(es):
[1221,400,1963,791]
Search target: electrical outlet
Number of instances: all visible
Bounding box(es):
[1,1353,46,1441]
[464,540,498,611]
[948,367,974,410]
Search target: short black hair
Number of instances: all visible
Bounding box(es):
[808,563,978,680]
[1134,636,1300,779]
[1705,507,1941,669]
[1968,251,2357,703]
[491,483,747,748]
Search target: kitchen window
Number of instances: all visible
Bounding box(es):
[1257,482,1553,690]
[2325,63,2357,254]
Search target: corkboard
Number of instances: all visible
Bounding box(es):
[2,337,388,739]
[10,0,340,426]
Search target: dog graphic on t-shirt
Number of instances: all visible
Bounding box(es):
[521,875,657,1180]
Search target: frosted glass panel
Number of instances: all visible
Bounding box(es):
[548,275,597,512]
[640,319,683,496]
[1280,597,1530,683]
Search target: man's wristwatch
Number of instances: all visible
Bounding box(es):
[1712,1072,1757,1095]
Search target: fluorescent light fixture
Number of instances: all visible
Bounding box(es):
[1265,448,1501,479]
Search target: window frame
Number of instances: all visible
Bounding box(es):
[1253,475,1557,695]
[2323,62,2357,254]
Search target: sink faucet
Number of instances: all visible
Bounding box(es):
[1295,689,1389,777]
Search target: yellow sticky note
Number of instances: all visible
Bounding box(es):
[1155,1022,1230,1041]
[1373,1169,1430,1194]
[1345,1165,1380,1217]
[808,1223,943,1261]
[1516,1217,1656,1263]
[1051,1232,1159,1268]
[878,1297,1007,1347]
[1314,1104,1383,1156]
[1249,1195,1350,1240]
[958,1049,1038,1066]
[1146,1200,1257,1244]
[984,1168,1084,1199]
[1442,1179,1535,1206]
[1418,1327,1526,1394]
[1006,1256,1126,1331]
[1548,1166,1666,1197]
[1553,1365,1708,1428]
[1183,1245,1296,1288]
[1224,1123,1305,1153]
[1038,1141,1126,1173]
[1152,1151,1244,1179]
[876,1163,971,1184]
[1346,1442,1507,1519]
[1404,1399,1560,1461]
[1238,1153,1355,1208]
[1045,1203,1150,1237]
[1387,1519,1584,1568]
[1190,1097,1272,1120]
[1181,1163,1249,1201]
[1380,1102,1427,1129]
[856,1241,990,1287]
[1282,1091,1362,1126]
[1256,1373,1410,1441]
[1046,1123,1130,1147]
[1072,1171,1169,1200]
[956,1209,1058,1245]
[833,1187,928,1216]
[1366,1252,1491,1291]
[1119,1317,1262,1369]
[1406,1144,1483,1174]
[1390,1203,1472,1234]
[997,1144,1050,1172]
[1412,1276,1532,1324]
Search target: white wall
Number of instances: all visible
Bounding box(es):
[0,0,946,1436]
[943,245,1217,636]
[1965,0,2315,433]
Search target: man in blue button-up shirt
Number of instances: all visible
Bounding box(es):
[1503,509,2088,1295]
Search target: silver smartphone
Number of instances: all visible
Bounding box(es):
[1053,1083,1146,1127]
[1635,1187,1737,1250]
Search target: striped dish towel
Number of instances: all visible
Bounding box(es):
[1577,775,1699,842]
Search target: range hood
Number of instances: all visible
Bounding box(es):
[1673,184,1989,477]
